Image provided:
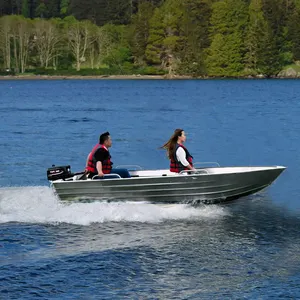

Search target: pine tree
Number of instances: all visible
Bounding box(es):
[105,0,132,25]
[35,1,47,18]
[206,0,248,76]
[129,1,155,65]
[260,0,287,75]
[287,4,300,60]
[178,0,212,75]
[145,7,165,65]
[245,0,268,72]
[257,26,281,76]
[69,0,108,25]
[22,0,29,17]
[146,0,185,73]
[60,0,69,16]
[45,0,60,17]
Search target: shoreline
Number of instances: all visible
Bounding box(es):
[0,74,182,80]
[0,74,298,80]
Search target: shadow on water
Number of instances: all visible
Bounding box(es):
[222,195,300,244]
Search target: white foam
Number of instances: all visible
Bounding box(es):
[0,186,229,225]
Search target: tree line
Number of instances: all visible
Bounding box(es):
[1,0,300,77]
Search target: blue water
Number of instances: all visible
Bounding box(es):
[0,79,300,299]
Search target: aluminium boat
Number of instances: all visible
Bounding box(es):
[47,163,286,204]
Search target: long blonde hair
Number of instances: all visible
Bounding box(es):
[161,129,184,159]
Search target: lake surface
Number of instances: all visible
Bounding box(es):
[0,79,300,299]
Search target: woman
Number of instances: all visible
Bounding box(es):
[161,129,196,173]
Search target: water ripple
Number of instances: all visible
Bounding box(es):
[1,79,300,298]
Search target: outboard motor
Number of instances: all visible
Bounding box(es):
[47,165,72,181]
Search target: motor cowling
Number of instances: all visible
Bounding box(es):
[47,165,72,181]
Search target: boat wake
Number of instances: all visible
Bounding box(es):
[0,186,229,225]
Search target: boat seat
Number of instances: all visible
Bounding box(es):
[111,168,131,178]
[92,169,131,180]
[93,174,121,180]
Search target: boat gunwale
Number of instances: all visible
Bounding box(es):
[55,182,261,196]
[50,166,286,185]
[57,183,271,202]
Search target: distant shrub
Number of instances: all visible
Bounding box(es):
[26,66,167,76]
[136,66,166,75]
[0,69,16,76]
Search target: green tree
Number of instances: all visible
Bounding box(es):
[145,8,164,65]
[287,4,300,60]
[105,0,132,25]
[129,1,155,65]
[22,0,29,17]
[260,0,287,75]
[69,0,109,25]
[146,0,185,74]
[94,23,133,71]
[206,0,248,76]
[256,26,282,76]
[84,22,101,68]
[178,0,212,75]
[60,0,69,16]
[46,0,61,17]
[103,47,133,73]
[35,2,48,18]
[244,0,268,72]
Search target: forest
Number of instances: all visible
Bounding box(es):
[1,0,300,77]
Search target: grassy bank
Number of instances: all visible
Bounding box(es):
[1,64,300,80]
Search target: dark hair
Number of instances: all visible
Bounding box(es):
[99,131,110,144]
[161,129,183,159]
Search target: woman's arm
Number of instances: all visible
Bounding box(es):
[176,147,195,170]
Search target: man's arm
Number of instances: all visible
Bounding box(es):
[96,161,104,177]
[85,153,91,168]
[94,148,109,176]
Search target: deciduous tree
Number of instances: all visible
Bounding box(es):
[64,16,96,70]
[32,18,62,68]
[10,15,32,73]
[0,16,13,70]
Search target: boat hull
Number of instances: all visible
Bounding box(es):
[51,166,286,204]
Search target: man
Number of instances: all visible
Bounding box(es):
[86,131,130,179]
[86,131,113,178]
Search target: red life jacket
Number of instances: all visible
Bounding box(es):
[101,146,112,174]
[170,144,193,173]
[86,144,112,174]
[85,143,100,173]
